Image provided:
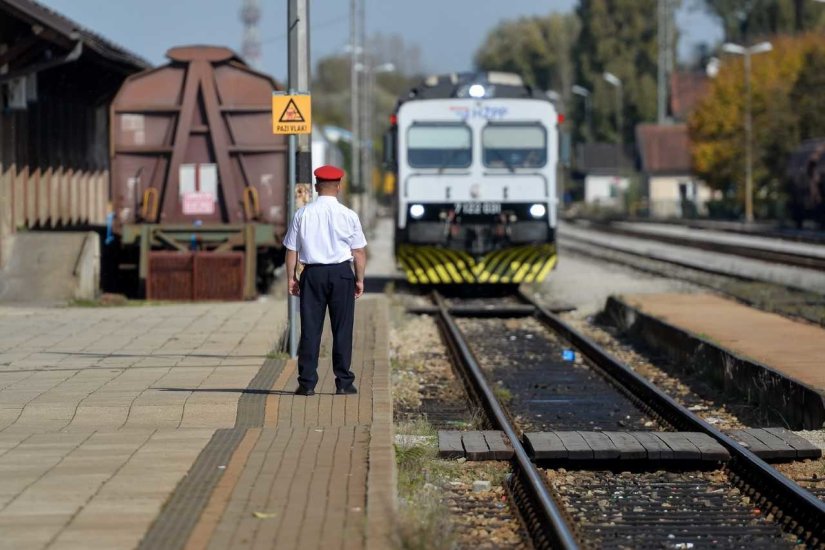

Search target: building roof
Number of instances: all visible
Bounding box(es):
[636,123,692,175]
[575,142,634,174]
[670,71,709,121]
[1,0,150,71]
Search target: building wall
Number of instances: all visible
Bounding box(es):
[584,174,629,207]
[0,59,124,249]
[648,175,712,218]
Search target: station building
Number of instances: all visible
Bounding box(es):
[0,0,148,268]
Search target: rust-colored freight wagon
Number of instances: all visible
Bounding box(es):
[111,45,287,300]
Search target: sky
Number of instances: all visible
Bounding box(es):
[42,0,724,82]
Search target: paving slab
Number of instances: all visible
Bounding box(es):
[0,299,285,549]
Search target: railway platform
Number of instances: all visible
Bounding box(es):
[606,292,825,428]
[0,295,394,549]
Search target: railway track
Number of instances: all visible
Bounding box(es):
[578,220,825,273]
[429,291,825,549]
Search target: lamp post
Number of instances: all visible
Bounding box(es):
[571,84,592,141]
[722,41,772,223]
[602,71,623,171]
[355,61,395,226]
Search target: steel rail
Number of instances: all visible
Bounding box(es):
[518,289,825,545]
[558,234,825,328]
[581,221,825,272]
[432,292,579,550]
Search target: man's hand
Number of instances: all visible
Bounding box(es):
[354,280,364,299]
[285,249,300,296]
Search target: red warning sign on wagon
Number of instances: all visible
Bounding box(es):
[182,192,215,215]
[272,94,311,134]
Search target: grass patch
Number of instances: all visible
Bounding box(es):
[393,417,458,549]
[493,383,513,406]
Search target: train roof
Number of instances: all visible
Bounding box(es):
[396,72,549,108]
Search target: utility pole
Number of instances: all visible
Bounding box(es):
[657,0,672,124]
[287,0,310,357]
[349,0,361,215]
[359,0,370,226]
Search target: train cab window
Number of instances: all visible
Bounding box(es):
[482,124,547,169]
[407,124,472,169]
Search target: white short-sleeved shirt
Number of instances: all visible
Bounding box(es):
[283,196,367,264]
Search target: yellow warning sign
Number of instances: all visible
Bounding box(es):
[272,94,311,134]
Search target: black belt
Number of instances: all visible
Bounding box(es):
[303,260,351,268]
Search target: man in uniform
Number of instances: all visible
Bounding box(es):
[283,165,367,396]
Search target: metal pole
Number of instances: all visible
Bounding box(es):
[349,0,360,213]
[286,0,310,358]
[744,50,754,223]
[616,85,623,172]
[359,0,369,224]
[287,134,298,357]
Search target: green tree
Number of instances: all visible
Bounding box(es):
[698,0,825,41]
[474,12,580,99]
[790,48,825,141]
[573,0,668,144]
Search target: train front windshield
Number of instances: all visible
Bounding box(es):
[407,124,472,168]
[482,123,547,169]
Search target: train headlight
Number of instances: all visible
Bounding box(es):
[468,84,486,98]
[529,204,546,218]
[409,204,425,219]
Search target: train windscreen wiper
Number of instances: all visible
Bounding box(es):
[489,149,516,173]
[437,149,467,173]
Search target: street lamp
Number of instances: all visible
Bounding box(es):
[602,71,624,171]
[571,84,592,140]
[722,41,772,223]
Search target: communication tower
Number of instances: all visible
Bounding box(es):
[240,0,262,68]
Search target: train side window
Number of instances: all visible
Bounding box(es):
[407,123,472,169]
[482,123,547,169]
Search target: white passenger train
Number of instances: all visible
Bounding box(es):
[384,72,559,284]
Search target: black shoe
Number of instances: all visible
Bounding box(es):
[336,385,357,395]
[294,387,315,396]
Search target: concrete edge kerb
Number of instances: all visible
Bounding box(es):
[366,296,397,550]
[604,295,825,430]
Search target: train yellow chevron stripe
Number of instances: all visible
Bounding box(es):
[397,244,557,284]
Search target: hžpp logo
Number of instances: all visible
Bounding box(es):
[450,105,508,121]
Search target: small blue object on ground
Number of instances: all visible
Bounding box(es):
[562,349,576,362]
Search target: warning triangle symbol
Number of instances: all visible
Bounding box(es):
[279,99,305,123]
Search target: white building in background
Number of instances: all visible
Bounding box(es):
[636,123,713,218]
[584,174,630,208]
[575,143,634,210]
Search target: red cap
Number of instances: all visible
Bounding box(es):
[314,165,345,182]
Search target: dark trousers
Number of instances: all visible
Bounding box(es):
[297,262,356,391]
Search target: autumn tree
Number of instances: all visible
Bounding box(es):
[573,0,670,144]
[689,34,825,216]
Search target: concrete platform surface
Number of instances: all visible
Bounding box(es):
[622,293,825,391]
[0,296,394,550]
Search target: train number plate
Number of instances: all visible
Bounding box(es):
[454,202,501,215]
